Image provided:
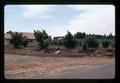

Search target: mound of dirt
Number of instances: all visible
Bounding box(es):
[90,48,115,57]
[5,47,115,57]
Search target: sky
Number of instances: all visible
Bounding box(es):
[5,5,115,37]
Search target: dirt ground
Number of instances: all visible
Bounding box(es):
[4,53,115,79]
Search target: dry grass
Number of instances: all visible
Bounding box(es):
[4,53,115,79]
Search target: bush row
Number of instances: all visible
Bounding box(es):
[8,30,115,50]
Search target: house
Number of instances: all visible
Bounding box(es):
[4,32,39,47]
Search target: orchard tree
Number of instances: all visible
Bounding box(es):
[34,30,51,50]
[57,39,63,46]
[84,36,99,48]
[9,31,29,48]
[74,32,86,39]
[23,36,29,47]
[102,40,111,48]
[63,31,77,49]
[50,39,58,45]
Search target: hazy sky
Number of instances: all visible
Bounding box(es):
[5,5,115,37]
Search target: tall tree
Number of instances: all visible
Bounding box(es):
[23,36,29,47]
[74,32,86,39]
[102,40,111,48]
[9,32,28,48]
[34,30,51,50]
[63,31,77,49]
[84,36,99,48]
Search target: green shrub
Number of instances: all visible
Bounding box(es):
[82,41,87,50]
[34,30,51,49]
[63,31,77,49]
[50,39,57,45]
[102,40,110,48]
[23,36,29,47]
[9,31,29,48]
[110,39,115,48]
[78,39,82,46]
[84,36,99,48]
[57,39,63,46]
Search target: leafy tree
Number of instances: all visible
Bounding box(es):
[50,39,57,45]
[57,39,63,46]
[63,31,77,49]
[34,30,51,49]
[84,36,99,48]
[107,33,114,39]
[110,39,115,48]
[82,41,87,50]
[9,32,28,48]
[78,39,82,46]
[102,40,110,48]
[74,32,86,39]
[23,36,29,47]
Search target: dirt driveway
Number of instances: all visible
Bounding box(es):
[4,53,115,79]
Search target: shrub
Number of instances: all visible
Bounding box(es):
[110,39,115,48]
[57,39,63,46]
[84,36,99,48]
[23,36,29,47]
[102,40,110,48]
[63,31,77,49]
[9,31,29,48]
[34,30,51,49]
[82,41,87,50]
[50,39,57,45]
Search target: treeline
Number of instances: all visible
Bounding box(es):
[6,30,115,51]
[74,32,114,40]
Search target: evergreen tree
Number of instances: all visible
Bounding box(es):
[102,40,110,48]
[34,30,51,49]
[10,32,28,48]
[84,36,99,48]
[63,31,77,49]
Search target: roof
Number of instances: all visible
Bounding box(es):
[4,32,35,39]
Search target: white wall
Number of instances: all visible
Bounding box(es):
[4,39,39,47]
[27,39,39,47]
[4,39,10,46]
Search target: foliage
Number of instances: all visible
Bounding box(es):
[9,31,28,48]
[57,39,63,46]
[50,39,58,45]
[78,39,82,46]
[84,36,99,48]
[110,39,115,48]
[74,32,115,40]
[74,32,86,39]
[81,39,87,50]
[23,36,29,47]
[34,30,51,49]
[102,40,111,48]
[63,31,77,49]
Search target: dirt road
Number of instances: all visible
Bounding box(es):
[39,60,115,79]
[4,53,115,79]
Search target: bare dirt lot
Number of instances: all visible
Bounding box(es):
[5,53,115,79]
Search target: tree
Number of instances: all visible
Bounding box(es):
[107,33,114,39]
[57,39,63,46]
[9,32,28,48]
[84,36,99,48]
[63,31,77,49]
[102,40,110,48]
[34,30,51,50]
[74,32,86,39]
[82,40,87,50]
[78,39,82,46]
[23,36,29,47]
[110,39,115,48]
[50,39,57,45]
